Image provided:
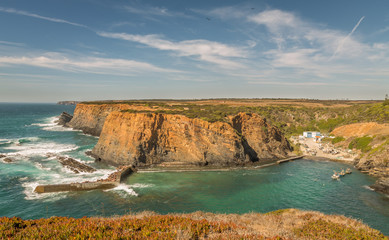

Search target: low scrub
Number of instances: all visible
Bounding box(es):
[331,136,345,144]
[348,136,373,152]
[1,209,386,239]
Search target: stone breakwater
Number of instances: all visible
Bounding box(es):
[34,166,136,193]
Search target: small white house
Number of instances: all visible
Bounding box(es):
[303,131,321,138]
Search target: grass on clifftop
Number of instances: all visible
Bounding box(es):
[1,209,386,239]
[111,100,389,136]
[79,99,389,138]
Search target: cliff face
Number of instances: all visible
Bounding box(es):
[92,112,292,167]
[67,104,132,136]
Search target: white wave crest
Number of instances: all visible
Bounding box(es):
[22,181,67,201]
[363,185,374,191]
[129,183,154,188]
[106,184,138,197]
[4,141,78,157]
[34,162,52,171]
[32,116,75,132]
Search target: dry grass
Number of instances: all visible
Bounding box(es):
[174,209,387,239]
[332,122,389,138]
[85,99,378,109]
[1,209,386,239]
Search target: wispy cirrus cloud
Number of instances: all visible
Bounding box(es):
[0,40,25,47]
[0,52,179,76]
[122,4,191,20]
[331,16,365,59]
[0,6,87,28]
[97,32,248,68]
[124,6,172,17]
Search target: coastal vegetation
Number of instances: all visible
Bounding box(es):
[331,136,345,144]
[348,136,373,153]
[82,99,389,137]
[1,209,386,239]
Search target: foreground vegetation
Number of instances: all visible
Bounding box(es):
[1,209,386,239]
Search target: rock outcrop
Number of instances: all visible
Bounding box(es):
[55,112,73,126]
[57,156,96,173]
[67,103,133,136]
[92,111,292,167]
[371,178,389,195]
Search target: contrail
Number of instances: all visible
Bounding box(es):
[350,16,365,36]
[0,6,87,28]
[331,16,365,59]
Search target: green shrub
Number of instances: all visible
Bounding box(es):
[348,136,373,152]
[331,136,345,144]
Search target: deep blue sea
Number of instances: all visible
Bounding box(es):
[0,103,388,235]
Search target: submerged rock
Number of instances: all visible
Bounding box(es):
[0,154,6,158]
[3,157,14,163]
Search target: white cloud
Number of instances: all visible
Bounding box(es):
[205,6,249,19]
[244,9,389,82]
[0,6,87,28]
[248,10,300,31]
[0,52,179,75]
[98,32,248,68]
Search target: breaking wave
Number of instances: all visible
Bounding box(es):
[106,184,138,197]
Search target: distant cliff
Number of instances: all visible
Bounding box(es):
[91,111,292,167]
[57,101,79,105]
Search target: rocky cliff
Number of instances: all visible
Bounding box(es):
[92,112,292,167]
[67,103,132,136]
[331,122,389,194]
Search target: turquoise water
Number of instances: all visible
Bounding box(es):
[0,104,388,235]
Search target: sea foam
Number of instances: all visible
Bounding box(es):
[32,116,76,132]
[106,184,138,197]
[4,142,78,157]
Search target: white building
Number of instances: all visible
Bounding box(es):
[303,131,321,138]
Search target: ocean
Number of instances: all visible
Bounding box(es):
[0,103,388,235]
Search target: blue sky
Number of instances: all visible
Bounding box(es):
[1,0,389,102]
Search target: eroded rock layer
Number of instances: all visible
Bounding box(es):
[92,112,292,167]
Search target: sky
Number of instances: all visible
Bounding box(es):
[0,0,389,102]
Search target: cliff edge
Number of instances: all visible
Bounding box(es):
[67,103,132,136]
[92,111,292,167]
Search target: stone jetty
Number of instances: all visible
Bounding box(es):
[34,165,136,193]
